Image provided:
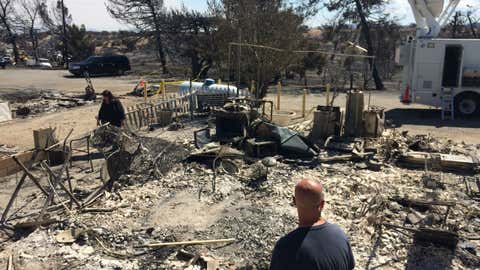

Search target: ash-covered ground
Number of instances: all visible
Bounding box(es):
[0,87,98,119]
[0,121,479,270]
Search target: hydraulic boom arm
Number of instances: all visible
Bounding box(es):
[408,0,461,38]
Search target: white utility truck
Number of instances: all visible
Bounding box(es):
[397,0,480,119]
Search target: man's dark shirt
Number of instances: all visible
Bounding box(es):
[270,222,355,270]
[98,99,125,127]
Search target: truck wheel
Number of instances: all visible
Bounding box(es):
[455,93,480,117]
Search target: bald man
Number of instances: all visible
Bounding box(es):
[270,179,355,270]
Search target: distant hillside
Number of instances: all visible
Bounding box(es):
[0,31,157,61]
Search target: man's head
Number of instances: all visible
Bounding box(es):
[293,179,325,226]
[102,90,114,104]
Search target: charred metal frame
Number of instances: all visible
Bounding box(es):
[69,135,94,172]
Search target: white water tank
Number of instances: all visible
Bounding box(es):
[178,80,238,96]
[416,0,444,17]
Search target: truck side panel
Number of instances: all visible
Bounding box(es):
[413,40,444,107]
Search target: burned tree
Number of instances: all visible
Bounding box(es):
[67,24,94,61]
[308,0,386,90]
[106,0,168,74]
[162,9,218,79]
[0,0,20,63]
[210,0,306,98]
[369,17,401,80]
[466,10,477,38]
[39,0,73,66]
[59,0,68,66]
[449,11,465,38]
[17,0,44,62]
[443,10,479,39]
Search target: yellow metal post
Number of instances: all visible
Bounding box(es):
[156,80,162,97]
[162,79,166,100]
[218,79,222,84]
[302,89,307,118]
[276,81,281,110]
[326,83,331,107]
[143,79,148,103]
[251,80,256,97]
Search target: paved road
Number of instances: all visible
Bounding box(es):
[0,68,136,95]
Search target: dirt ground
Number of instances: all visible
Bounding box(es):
[0,69,145,149]
[0,122,478,270]
[1,69,480,150]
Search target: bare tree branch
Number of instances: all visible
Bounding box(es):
[0,0,20,62]
[106,0,168,73]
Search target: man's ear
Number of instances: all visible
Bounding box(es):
[319,200,325,211]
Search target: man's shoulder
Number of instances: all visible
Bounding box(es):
[321,222,348,236]
[277,222,349,245]
[275,226,310,249]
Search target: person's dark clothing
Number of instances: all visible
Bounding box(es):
[270,222,355,270]
[98,99,125,127]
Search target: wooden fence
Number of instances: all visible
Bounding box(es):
[125,92,197,130]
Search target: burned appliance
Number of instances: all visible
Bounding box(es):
[363,106,385,137]
[309,106,343,142]
[244,139,278,158]
[214,99,270,141]
[215,103,251,140]
[252,121,317,159]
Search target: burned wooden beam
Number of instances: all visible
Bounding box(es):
[81,179,114,208]
[390,196,456,208]
[383,223,459,249]
[318,151,374,163]
[14,218,62,230]
[12,156,50,197]
[7,254,14,270]
[0,173,28,224]
[0,150,46,177]
[398,151,478,173]
[135,238,236,249]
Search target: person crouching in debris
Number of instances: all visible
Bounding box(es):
[97,90,126,127]
[270,178,355,270]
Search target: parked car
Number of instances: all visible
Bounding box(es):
[1,56,11,68]
[69,55,131,76]
[26,58,53,69]
[2,56,12,65]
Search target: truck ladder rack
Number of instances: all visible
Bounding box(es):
[441,88,454,120]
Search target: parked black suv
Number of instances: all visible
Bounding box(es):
[0,57,8,69]
[69,55,131,76]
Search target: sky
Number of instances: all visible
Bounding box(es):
[64,0,478,31]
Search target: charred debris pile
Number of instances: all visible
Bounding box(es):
[0,87,98,118]
[1,94,480,269]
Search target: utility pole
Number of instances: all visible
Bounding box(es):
[60,0,69,68]
[237,28,242,96]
